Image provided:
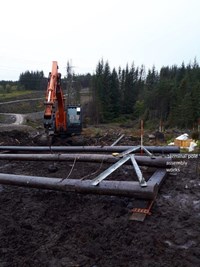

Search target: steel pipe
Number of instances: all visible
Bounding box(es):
[0,153,171,167]
[0,173,157,199]
[0,145,180,153]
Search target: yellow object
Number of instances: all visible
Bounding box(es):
[174,139,192,147]
[112,153,119,157]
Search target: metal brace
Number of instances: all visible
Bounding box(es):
[91,155,131,186]
[130,154,147,187]
[91,153,147,188]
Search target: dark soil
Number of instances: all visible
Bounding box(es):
[0,130,199,267]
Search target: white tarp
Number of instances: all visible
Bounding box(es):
[188,141,197,152]
[175,133,189,140]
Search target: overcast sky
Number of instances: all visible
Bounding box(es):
[0,0,200,80]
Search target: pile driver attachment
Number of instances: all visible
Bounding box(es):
[44,61,82,136]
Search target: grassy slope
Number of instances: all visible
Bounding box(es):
[0,90,31,100]
[0,90,44,114]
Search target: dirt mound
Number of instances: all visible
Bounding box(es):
[0,130,199,267]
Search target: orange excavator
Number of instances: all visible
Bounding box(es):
[44,61,82,136]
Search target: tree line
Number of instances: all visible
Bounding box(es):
[0,71,46,92]
[18,71,45,90]
[0,59,200,129]
[92,59,200,129]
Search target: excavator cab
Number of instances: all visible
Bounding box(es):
[67,105,82,135]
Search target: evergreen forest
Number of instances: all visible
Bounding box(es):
[92,59,200,129]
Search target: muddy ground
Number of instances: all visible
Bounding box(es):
[0,129,199,267]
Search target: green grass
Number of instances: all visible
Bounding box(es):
[0,89,44,114]
[0,90,35,101]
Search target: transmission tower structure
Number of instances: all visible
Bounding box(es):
[66,60,76,105]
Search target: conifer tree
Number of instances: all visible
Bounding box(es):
[110,68,120,118]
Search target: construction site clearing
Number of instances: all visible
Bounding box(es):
[0,128,199,267]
